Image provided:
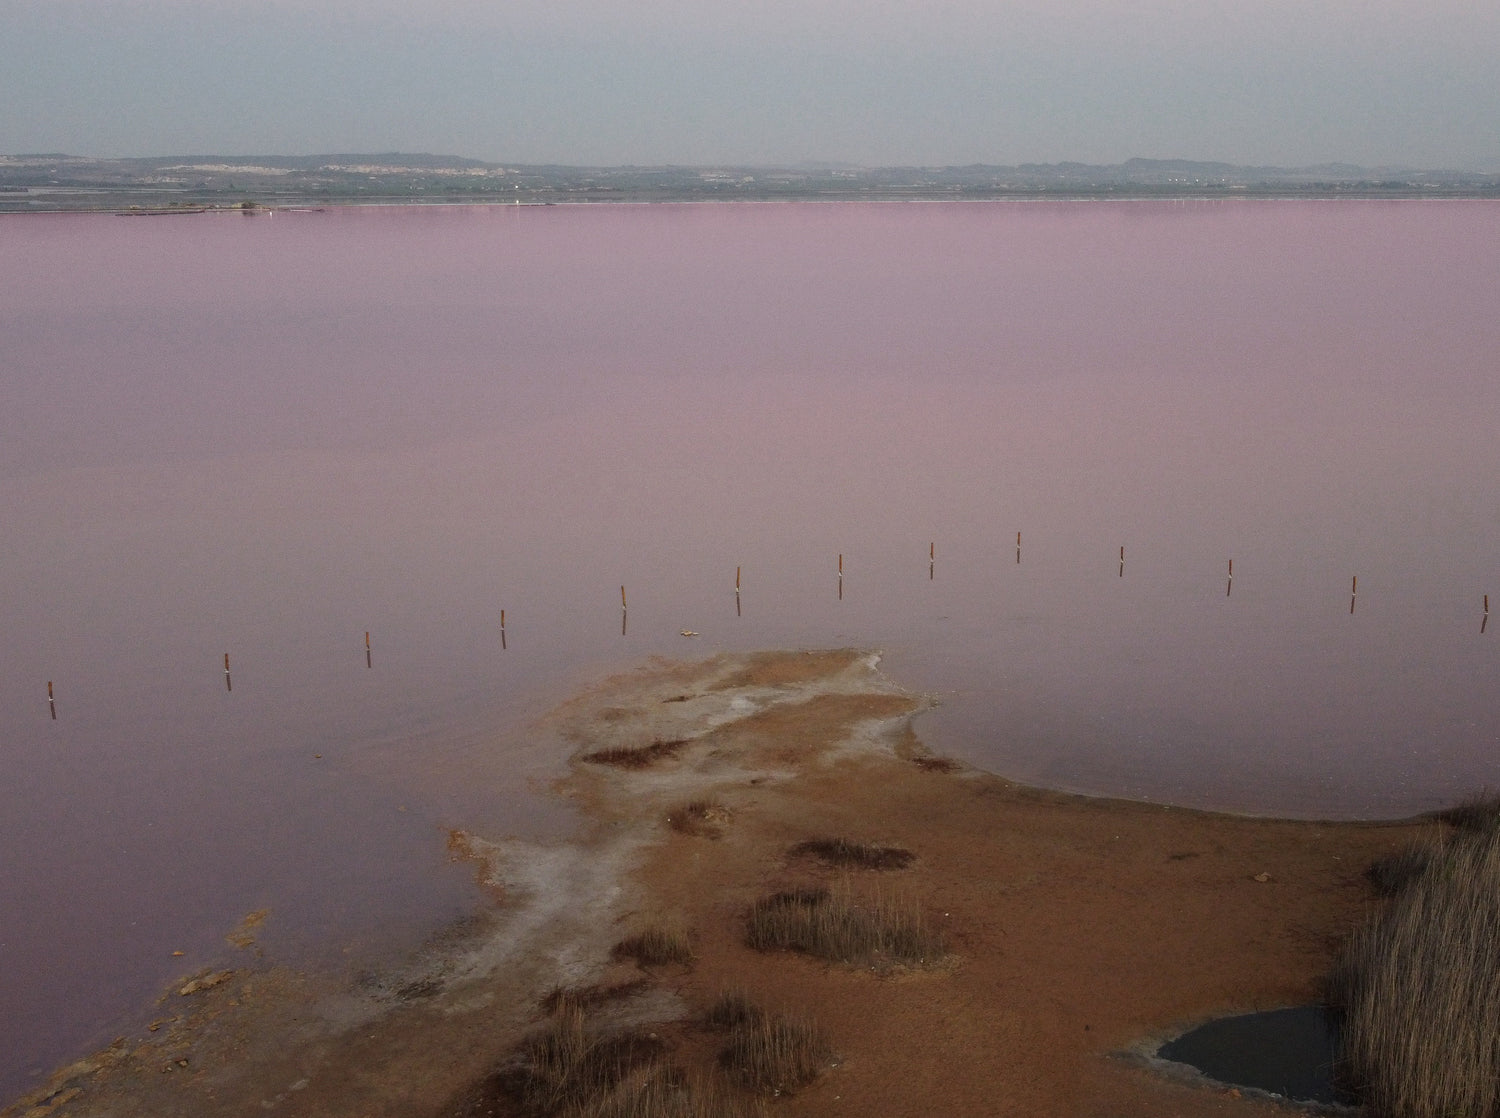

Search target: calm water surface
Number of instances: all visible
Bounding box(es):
[2,200,1498,1096]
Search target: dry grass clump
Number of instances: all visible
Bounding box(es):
[571,1067,767,1118]
[581,739,689,769]
[789,837,914,871]
[1329,820,1500,1117]
[1364,843,1435,898]
[497,1007,766,1118]
[745,883,944,968]
[1432,791,1500,832]
[611,926,693,967]
[667,800,732,838]
[503,1005,668,1115]
[719,1011,831,1096]
[704,991,763,1031]
[540,979,651,1016]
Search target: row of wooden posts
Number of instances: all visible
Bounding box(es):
[40,545,1492,718]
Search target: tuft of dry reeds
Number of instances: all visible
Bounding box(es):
[581,739,689,769]
[704,991,763,1031]
[1329,816,1500,1117]
[611,926,693,967]
[503,1005,668,1116]
[1432,791,1500,833]
[745,883,944,968]
[667,800,732,838]
[570,1066,768,1118]
[719,1011,832,1096]
[789,837,914,871]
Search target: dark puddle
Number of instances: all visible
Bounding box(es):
[1157,1006,1355,1108]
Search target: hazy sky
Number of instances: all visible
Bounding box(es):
[3,0,1498,167]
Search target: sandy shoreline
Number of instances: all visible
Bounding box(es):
[6,649,1428,1117]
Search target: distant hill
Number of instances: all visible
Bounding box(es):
[3,154,1496,211]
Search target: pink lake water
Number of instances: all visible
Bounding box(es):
[3,199,1499,1097]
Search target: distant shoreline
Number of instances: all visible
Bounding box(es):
[7,191,1500,217]
[5,153,1498,213]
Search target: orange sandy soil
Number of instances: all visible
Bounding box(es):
[6,650,1428,1118]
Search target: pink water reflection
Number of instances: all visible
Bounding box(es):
[3,199,1500,1097]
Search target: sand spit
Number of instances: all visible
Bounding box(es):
[5,649,1427,1118]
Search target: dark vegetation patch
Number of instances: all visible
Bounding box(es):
[451,996,780,1117]
[394,976,444,1001]
[745,885,944,968]
[539,979,651,1016]
[1363,842,1436,898]
[497,1005,668,1115]
[611,926,693,967]
[581,739,690,769]
[662,694,692,703]
[1432,791,1500,832]
[719,1013,832,1097]
[703,991,763,1031]
[788,837,914,871]
[667,800,731,839]
[911,756,958,773]
[1329,812,1500,1117]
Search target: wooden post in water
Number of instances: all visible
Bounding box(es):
[735,566,741,617]
[929,541,935,581]
[1016,531,1021,565]
[365,630,372,668]
[621,586,628,636]
[500,609,507,651]
[1350,575,1357,615]
[224,652,232,692]
[1484,595,1490,635]
[48,680,56,720]
[1227,558,1233,598]
[1119,545,1125,578]
[838,554,843,601]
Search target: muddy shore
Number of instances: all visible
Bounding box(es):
[6,649,1427,1117]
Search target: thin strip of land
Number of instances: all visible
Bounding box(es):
[5,649,1432,1117]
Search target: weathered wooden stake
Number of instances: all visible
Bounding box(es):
[735,566,742,617]
[224,652,232,692]
[1350,575,1358,615]
[1119,545,1125,578]
[929,541,935,580]
[621,585,628,611]
[1227,558,1233,598]
[48,680,56,720]
[500,609,507,650]
[1016,531,1021,564]
[838,553,843,600]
